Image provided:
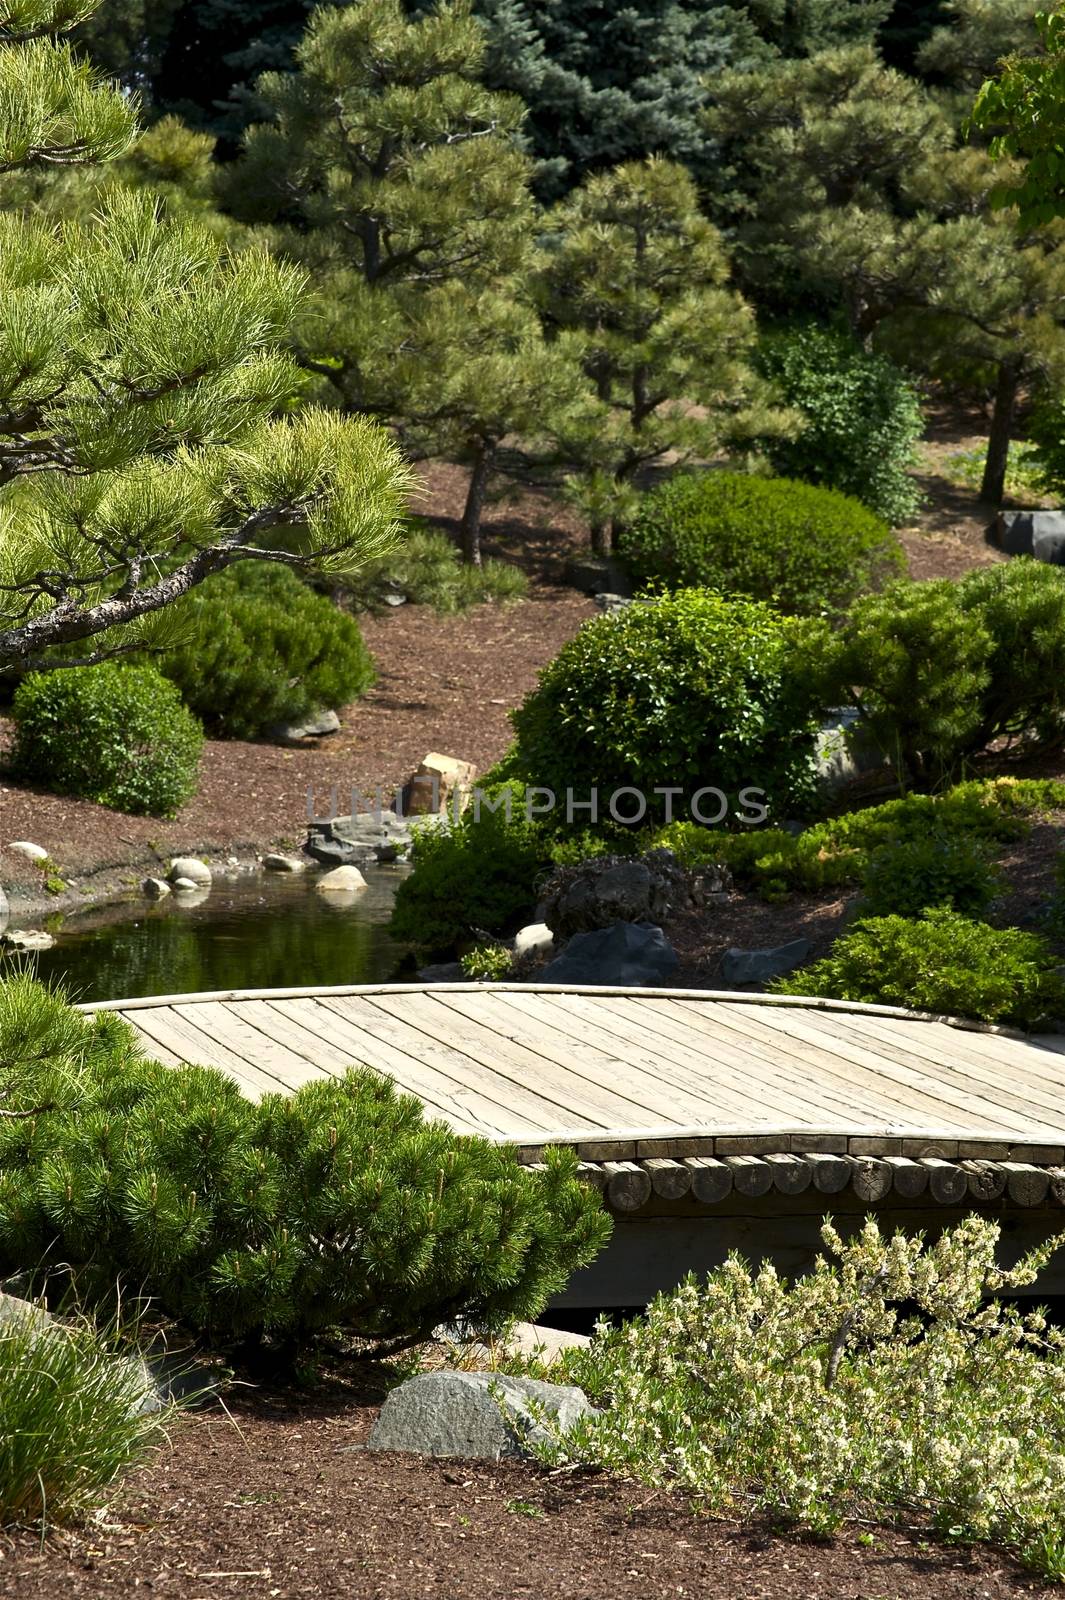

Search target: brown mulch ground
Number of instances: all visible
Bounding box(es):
[2,1385,1058,1600]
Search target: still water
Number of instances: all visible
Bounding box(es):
[17,866,411,1005]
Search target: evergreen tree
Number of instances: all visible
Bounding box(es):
[539,157,791,554]
[228,0,585,559]
[0,0,409,668]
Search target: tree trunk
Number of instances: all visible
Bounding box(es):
[460,443,492,566]
[980,357,1021,504]
[590,518,612,556]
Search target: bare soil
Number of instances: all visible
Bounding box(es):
[2,1383,1058,1600]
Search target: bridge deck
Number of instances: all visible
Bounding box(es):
[85,983,1065,1163]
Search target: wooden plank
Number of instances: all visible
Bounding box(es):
[765,1153,812,1195]
[803,1153,851,1194]
[960,1160,1008,1202]
[724,1155,774,1198]
[435,989,725,1127]
[920,1157,968,1205]
[821,1011,1065,1132]
[539,991,866,1130]
[360,989,662,1132]
[127,1006,291,1100]
[850,1156,892,1203]
[220,999,357,1079]
[176,1001,331,1092]
[121,1015,186,1070]
[707,1002,1044,1138]
[602,1161,652,1211]
[883,1155,929,1198]
[648,998,987,1136]
[643,1158,693,1200]
[684,1156,733,1204]
[1000,1162,1052,1208]
[268,998,544,1137]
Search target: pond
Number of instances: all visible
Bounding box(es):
[14,866,412,1005]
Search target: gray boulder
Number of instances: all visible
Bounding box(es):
[541,849,729,939]
[366,1370,595,1460]
[142,877,171,899]
[266,708,341,746]
[562,555,632,597]
[168,856,212,886]
[539,921,678,987]
[263,853,304,873]
[996,510,1065,566]
[0,884,8,934]
[815,708,890,795]
[721,938,811,986]
[305,808,425,867]
[417,960,466,983]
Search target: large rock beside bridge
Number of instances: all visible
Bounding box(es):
[996,509,1065,565]
[367,1370,595,1460]
[539,921,678,987]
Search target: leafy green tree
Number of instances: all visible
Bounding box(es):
[539,157,790,553]
[0,0,411,669]
[228,0,579,560]
[968,4,1065,228]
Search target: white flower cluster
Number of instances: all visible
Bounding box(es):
[545,1217,1065,1578]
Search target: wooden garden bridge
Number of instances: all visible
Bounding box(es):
[84,983,1065,1304]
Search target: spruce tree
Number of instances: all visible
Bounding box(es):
[0,0,410,668]
[228,0,585,560]
[539,157,791,554]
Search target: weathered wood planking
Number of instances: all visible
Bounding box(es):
[82,982,1065,1160]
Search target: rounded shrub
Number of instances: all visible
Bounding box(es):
[620,472,903,618]
[160,560,375,739]
[770,907,1065,1028]
[12,664,203,816]
[753,323,923,525]
[510,589,827,823]
[859,832,1002,919]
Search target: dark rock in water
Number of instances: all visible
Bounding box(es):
[417,961,466,983]
[996,510,1065,566]
[721,938,811,986]
[539,921,678,987]
[366,1370,596,1460]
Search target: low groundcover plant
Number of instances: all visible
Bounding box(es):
[540,1217,1065,1580]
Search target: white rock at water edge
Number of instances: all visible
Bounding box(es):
[142,877,171,899]
[1,928,55,951]
[171,877,202,893]
[263,853,305,873]
[168,857,212,886]
[6,841,49,863]
[514,922,554,959]
[316,865,367,892]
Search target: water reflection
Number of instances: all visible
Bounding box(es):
[13,866,410,1004]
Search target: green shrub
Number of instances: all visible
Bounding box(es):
[858,832,1002,919]
[0,1306,165,1529]
[545,1216,1065,1578]
[769,907,1065,1027]
[345,521,527,614]
[12,664,203,816]
[0,976,610,1355]
[827,564,1065,787]
[510,589,826,824]
[1021,390,1065,497]
[158,561,375,739]
[751,324,923,525]
[390,791,554,955]
[943,440,1048,501]
[460,941,514,981]
[654,778,1065,900]
[620,472,903,618]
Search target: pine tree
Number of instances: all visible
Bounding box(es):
[227,0,585,560]
[0,0,410,669]
[539,157,792,554]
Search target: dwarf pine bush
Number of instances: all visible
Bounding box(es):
[545,1218,1065,1578]
[0,976,610,1357]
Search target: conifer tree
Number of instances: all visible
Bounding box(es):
[539,157,792,554]
[228,0,586,560]
[0,0,411,668]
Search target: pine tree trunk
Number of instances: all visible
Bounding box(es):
[461,443,492,566]
[980,357,1021,505]
[590,518,612,556]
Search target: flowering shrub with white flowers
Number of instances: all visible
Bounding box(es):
[545,1218,1065,1579]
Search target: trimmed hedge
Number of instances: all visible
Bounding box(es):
[12,663,203,816]
[620,472,903,618]
[159,561,375,739]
